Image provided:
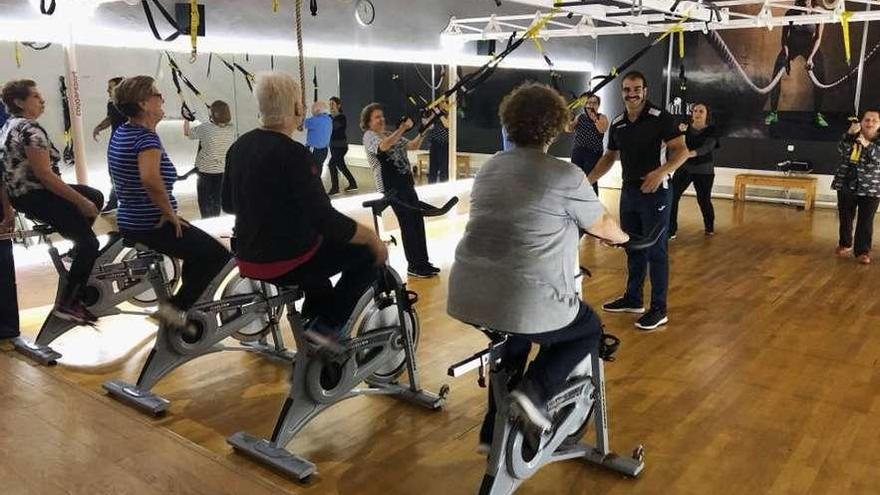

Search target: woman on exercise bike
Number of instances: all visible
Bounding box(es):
[447,82,630,449]
[222,71,387,337]
[0,79,104,324]
[109,76,230,330]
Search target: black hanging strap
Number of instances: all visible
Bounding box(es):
[142,0,182,42]
[40,0,56,15]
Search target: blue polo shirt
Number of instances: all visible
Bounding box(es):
[304,113,332,149]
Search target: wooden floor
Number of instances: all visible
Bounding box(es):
[3,191,880,495]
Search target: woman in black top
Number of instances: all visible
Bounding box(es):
[223,73,386,335]
[669,103,719,238]
[326,96,358,195]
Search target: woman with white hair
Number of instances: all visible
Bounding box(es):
[222,72,387,336]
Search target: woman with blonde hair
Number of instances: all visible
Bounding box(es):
[184,100,234,218]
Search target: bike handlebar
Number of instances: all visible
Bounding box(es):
[585,221,667,251]
[363,195,459,218]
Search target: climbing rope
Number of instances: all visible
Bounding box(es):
[295,0,308,116]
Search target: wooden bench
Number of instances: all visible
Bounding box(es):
[733,173,818,210]
[415,152,472,178]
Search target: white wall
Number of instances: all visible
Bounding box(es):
[2,40,339,195]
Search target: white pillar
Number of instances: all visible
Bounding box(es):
[447,63,458,182]
[63,22,87,185]
[854,3,872,115]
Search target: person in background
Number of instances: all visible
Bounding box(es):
[589,71,689,331]
[223,73,386,337]
[183,100,235,218]
[110,76,230,330]
[669,103,719,239]
[0,177,19,341]
[304,101,333,183]
[327,96,358,195]
[361,103,439,278]
[1,79,104,324]
[425,104,450,183]
[0,100,8,128]
[831,108,880,265]
[567,93,608,195]
[92,77,126,215]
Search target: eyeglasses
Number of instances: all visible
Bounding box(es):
[150,92,164,100]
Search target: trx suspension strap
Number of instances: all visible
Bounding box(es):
[310,0,318,16]
[273,0,280,13]
[14,42,22,69]
[215,54,256,91]
[567,13,691,112]
[313,66,319,103]
[142,0,183,41]
[40,0,56,15]
[189,0,200,62]
[165,52,210,121]
[59,76,74,166]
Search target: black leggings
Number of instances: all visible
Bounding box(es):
[122,223,230,310]
[11,185,104,305]
[0,237,18,338]
[837,191,880,256]
[670,170,715,235]
[196,172,224,218]
[428,141,449,183]
[267,242,378,328]
[328,146,357,190]
[479,302,603,442]
[389,185,430,269]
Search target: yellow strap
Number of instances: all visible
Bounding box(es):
[678,30,685,59]
[190,0,199,62]
[273,0,280,13]
[14,41,21,68]
[850,142,862,163]
[841,10,853,65]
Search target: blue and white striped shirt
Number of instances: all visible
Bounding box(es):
[108,123,178,232]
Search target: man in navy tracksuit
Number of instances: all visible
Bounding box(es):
[588,71,689,331]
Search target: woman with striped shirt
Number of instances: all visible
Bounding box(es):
[109,76,230,329]
[184,100,235,218]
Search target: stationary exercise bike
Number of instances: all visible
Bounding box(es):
[103,251,300,415]
[446,224,666,494]
[227,194,458,481]
[12,219,180,365]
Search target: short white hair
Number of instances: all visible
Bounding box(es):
[254,71,302,128]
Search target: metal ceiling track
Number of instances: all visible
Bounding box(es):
[443,0,880,39]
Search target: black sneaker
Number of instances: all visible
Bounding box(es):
[635,308,668,331]
[100,206,117,216]
[426,263,441,274]
[327,188,340,196]
[602,297,645,314]
[669,233,677,240]
[407,266,437,279]
[345,185,359,192]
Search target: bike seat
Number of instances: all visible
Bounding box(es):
[121,238,155,252]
